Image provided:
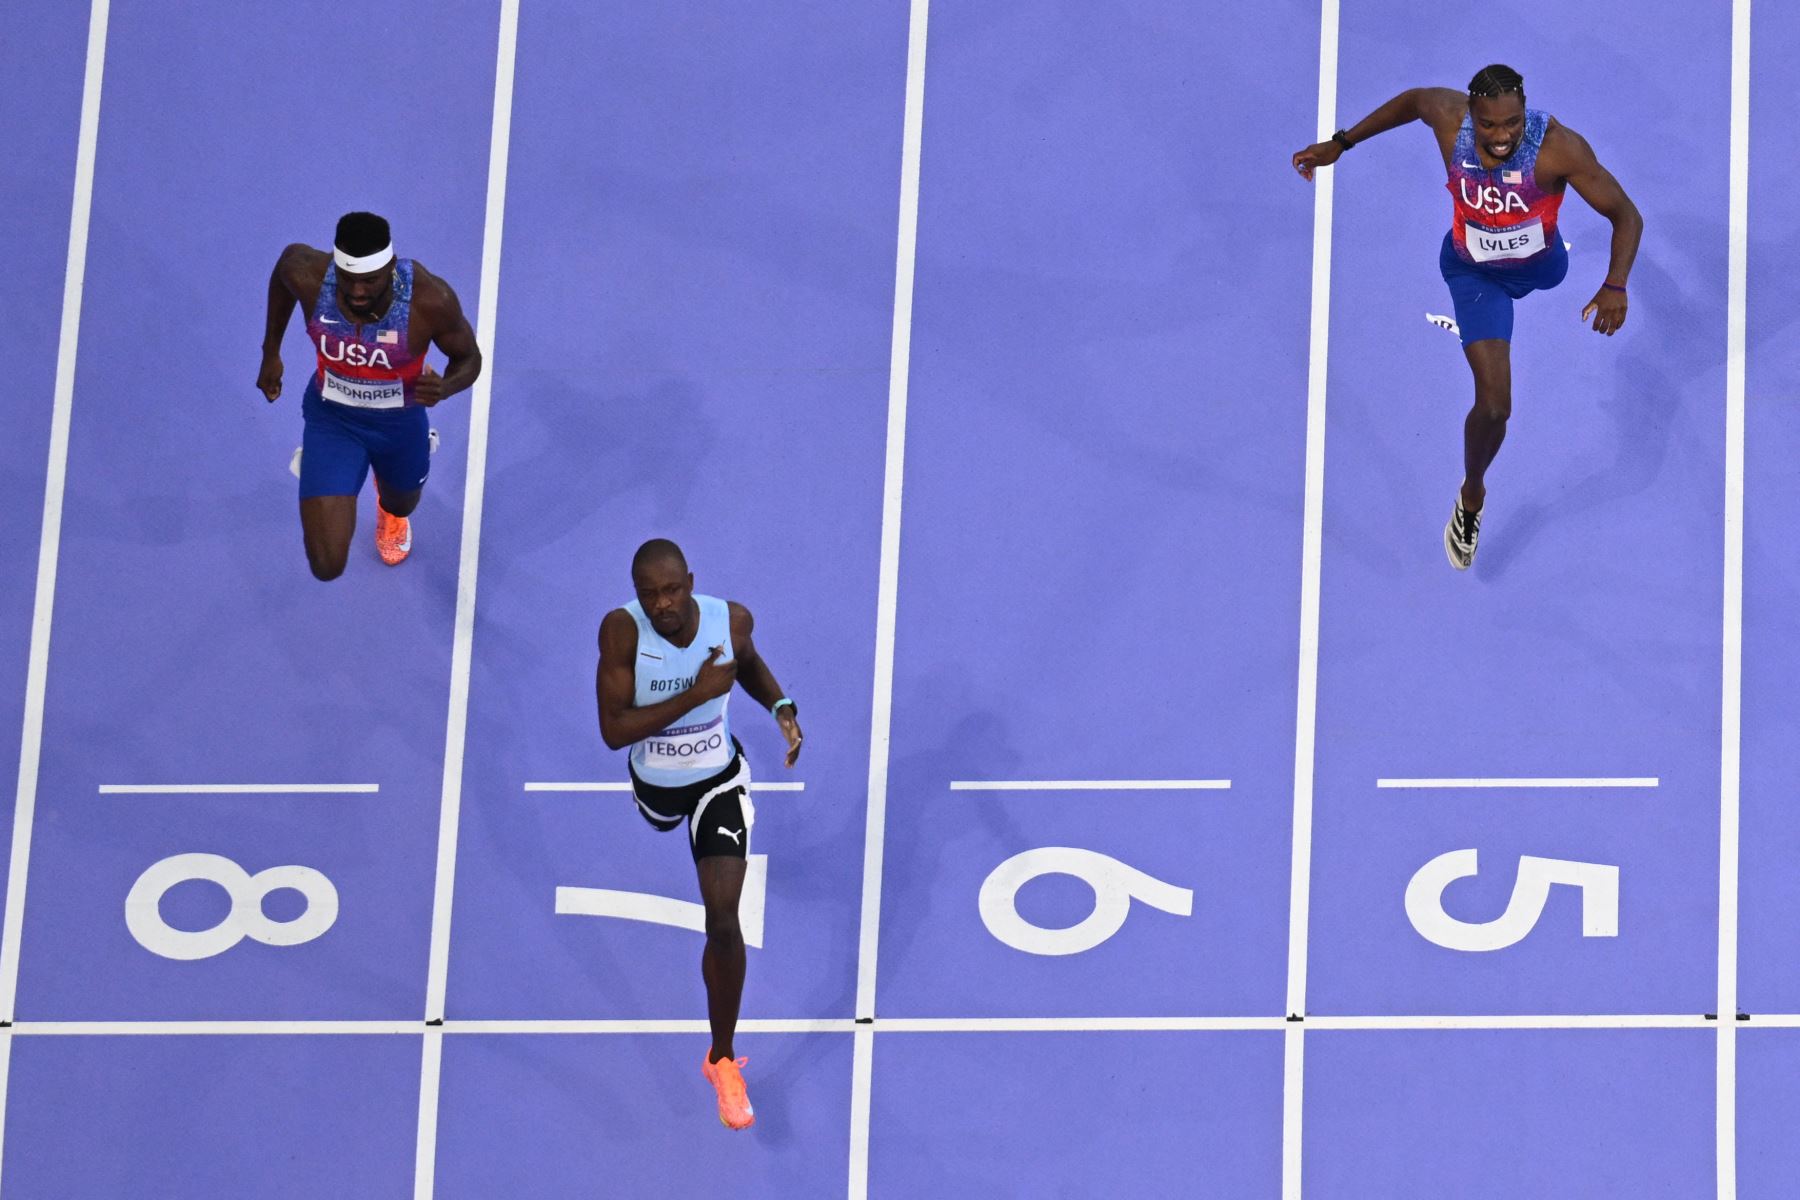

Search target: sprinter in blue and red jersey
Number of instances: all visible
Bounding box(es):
[1292,65,1643,570]
[258,212,482,579]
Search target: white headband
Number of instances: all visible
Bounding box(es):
[333,242,394,274]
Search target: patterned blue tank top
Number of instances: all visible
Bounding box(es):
[1445,109,1565,267]
[303,259,425,409]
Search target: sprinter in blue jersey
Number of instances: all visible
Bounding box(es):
[595,538,803,1131]
[258,212,482,578]
[1292,65,1642,570]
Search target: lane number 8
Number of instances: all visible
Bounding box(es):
[125,853,339,961]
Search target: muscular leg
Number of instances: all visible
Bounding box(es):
[299,495,357,581]
[1460,337,1513,513]
[696,854,747,1063]
[372,480,422,518]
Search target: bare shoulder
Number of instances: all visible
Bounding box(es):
[1415,87,1470,132]
[1540,118,1592,156]
[727,602,759,660]
[276,243,328,293]
[598,607,638,656]
[407,262,472,346]
[409,262,467,305]
[1538,118,1598,176]
[407,262,465,314]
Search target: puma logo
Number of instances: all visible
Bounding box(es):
[717,827,743,846]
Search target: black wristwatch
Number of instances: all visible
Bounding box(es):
[1331,129,1355,151]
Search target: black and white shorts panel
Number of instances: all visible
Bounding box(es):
[629,751,754,863]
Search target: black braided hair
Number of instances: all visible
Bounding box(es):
[1467,64,1525,103]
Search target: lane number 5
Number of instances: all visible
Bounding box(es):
[1405,849,1619,953]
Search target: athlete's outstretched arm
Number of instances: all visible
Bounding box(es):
[596,609,736,751]
[727,602,803,767]
[410,264,483,407]
[1553,127,1642,336]
[1292,87,1466,179]
[257,244,315,402]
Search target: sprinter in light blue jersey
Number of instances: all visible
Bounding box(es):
[596,538,803,1131]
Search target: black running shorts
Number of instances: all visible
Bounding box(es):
[628,741,754,863]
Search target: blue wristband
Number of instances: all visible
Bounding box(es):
[771,698,795,715]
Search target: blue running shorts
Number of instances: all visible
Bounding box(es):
[299,383,431,499]
[1438,231,1569,346]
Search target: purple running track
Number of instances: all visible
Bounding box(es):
[0,0,1788,1195]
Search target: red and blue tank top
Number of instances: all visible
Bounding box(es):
[304,259,426,410]
[1446,108,1564,268]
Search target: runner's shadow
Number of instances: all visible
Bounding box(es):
[476,370,716,593]
[845,685,1028,1017]
[1478,249,1696,579]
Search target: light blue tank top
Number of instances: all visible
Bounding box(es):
[627,595,735,786]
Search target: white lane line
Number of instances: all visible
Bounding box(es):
[0,1032,11,1194]
[412,1027,444,1200]
[1283,1022,1304,1196]
[0,0,112,1028]
[1284,2,1339,1197]
[1376,777,1659,789]
[849,1024,875,1199]
[414,3,519,1197]
[523,781,804,792]
[1719,2,1751,1197]
[421,0,520,1030]
[97,784,380,795]
[949,779,1230,791]
[849,1,931,1195]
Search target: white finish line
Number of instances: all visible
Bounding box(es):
[0,1012,1747,1036]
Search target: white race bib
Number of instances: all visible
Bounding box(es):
[1467,218,1546,264]
[321,368,406,410]
[641,715,731,774]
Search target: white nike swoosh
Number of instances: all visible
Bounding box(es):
[319,316,340,325]
[1460,161,1480,169]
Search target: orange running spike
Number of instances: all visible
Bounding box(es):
[701,1055,755,1130]
[374,500,412,566]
